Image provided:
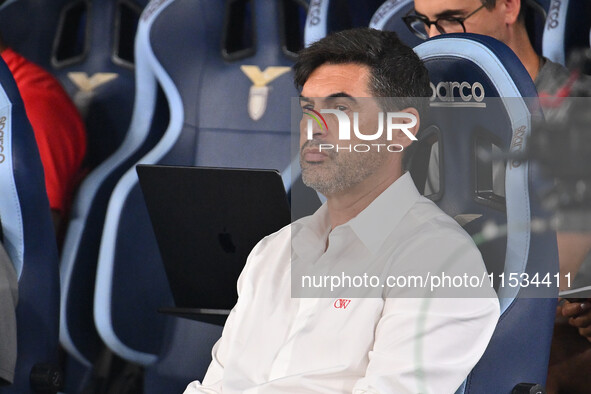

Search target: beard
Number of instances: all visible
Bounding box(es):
[299,140,386,196]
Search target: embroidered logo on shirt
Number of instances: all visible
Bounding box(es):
[334,299,351,309]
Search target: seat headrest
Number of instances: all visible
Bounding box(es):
[305,0,384,46]
[369,0,423,47]
[421,33,539,99]
[413,33,537,220]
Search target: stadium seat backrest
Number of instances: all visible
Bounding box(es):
[94,0,305,377]
[542,0,591,65]
[412,33,558,393]
[0,57,60,394]
[0,0,67,70]
[50,0,151,168]
[59,0,167,370]
[0,0,150,168]
[305,0,385,46]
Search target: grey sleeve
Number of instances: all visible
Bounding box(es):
[535,58,571,95]
[0,243,18,386]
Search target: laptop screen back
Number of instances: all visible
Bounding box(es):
[137,165,291,310]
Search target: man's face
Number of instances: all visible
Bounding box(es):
[413,0,507,42]
[299,63,393,196]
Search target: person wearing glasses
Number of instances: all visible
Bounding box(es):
[403,0,588,94]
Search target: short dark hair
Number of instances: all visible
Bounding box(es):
[293,27,431,170]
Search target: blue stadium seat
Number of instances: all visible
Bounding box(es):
[58,4,169,390]
[412,33,558,393]
[305,0,385,46]
[542,0,591,65]
[0,56,61,393]
[50,0,151,169]
[93,0,306,390]
[0,0,150,168]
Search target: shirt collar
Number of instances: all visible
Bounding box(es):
[346,172,420,254]
[293,172,421,256]
[292,203,331,259]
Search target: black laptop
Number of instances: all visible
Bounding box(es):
[137,165,291,325]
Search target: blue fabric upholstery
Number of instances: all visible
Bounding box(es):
[413,33,558,393]
[543,0,591,65]
[535,0,552,11]
[0,0,67,70]
[0,0,151,168]
[50,0,151,168]
[305,0,385,46]
[59,0,165,370]
[94,4,303,391]
[0,56,60,394]
[368,0,422,47]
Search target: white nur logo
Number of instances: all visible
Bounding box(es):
[306,110,417,141]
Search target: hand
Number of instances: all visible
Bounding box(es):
[560,298,591,341]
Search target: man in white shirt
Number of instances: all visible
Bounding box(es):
[184,28,499,393]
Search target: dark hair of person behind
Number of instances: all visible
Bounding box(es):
[293,27,432,169]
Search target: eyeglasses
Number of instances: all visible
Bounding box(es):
[402,4,486,40]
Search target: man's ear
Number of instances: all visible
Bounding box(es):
[390,107,420,149]
[503,0,521,25]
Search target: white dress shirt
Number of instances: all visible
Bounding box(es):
[184,172,500,394]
